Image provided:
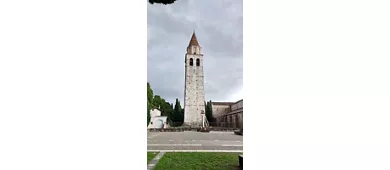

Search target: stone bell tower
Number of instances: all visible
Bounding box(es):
[183,31,205,127]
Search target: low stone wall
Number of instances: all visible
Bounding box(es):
[147,127,239,132]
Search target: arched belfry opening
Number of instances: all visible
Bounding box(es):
[190,58,193,66]
[196,58,200,66]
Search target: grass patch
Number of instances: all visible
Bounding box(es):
[154,152,242,170]
[147,152,157,163]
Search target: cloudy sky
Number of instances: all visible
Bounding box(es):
[147,0,243,104]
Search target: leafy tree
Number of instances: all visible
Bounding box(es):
[153,95,163,109]
[147,83,154,107]
[146,82,176,125]
[148,0,177,5]
[147,83,154,125]
[163,101,174,119]
[153,95,173,119]
[147,102,151,126]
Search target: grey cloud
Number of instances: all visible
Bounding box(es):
[148,0,243,104]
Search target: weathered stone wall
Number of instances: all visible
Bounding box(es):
[231,100,243,111]
[237,112,243,129]
[212,104,231,118]
[212,100,243,128]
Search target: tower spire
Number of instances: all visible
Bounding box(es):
[188,31,200,47]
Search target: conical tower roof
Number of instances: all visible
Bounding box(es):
[188,31,200,47]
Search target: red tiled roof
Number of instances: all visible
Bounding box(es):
[188,31,199,47]
[211,102,235,106]
[211,99,243,106]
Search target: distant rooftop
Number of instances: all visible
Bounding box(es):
[211,99,243,106]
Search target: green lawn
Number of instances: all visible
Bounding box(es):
[147,152,158,163]
[154,152,242,170]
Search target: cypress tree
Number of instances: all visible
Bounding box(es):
[205,100,213,122]
[173,98,182,126]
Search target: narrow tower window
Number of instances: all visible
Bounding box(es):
[190,58,193,66]
[196,58,200,66]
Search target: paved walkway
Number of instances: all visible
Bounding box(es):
[147,131,243,152]
[147,152,165,170]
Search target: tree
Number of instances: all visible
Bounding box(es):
[148,0,177,5]
[205,100,213,122]
[146,82,176,125]
[147,102,151,126]
[153,95,162,109]
[147,83,154,126]
[147,83,154,107]
[180,108,185,125]
[204,101,207,111]
[153,95,173,120]
[172,98,183,126]
[163,101,174,120]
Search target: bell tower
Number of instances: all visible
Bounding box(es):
[183,31,205,127]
